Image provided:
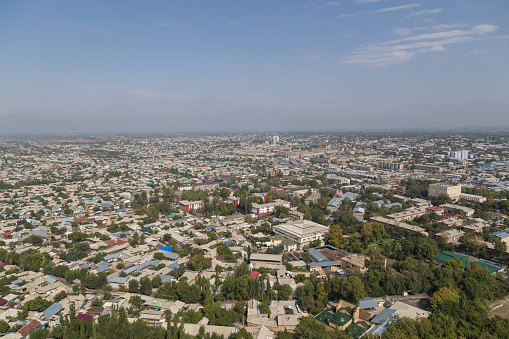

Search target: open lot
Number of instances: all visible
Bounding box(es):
[389,293,430,311]
[491,295,509,318]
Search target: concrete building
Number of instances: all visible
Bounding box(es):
[193,182,220,191]
[436,229,465,243]
[250,253,283,265]
[414,164,443,173]
[440,204,475,217]
[273,220,328,249]
[450,150,469,160]
[459,193,487,203]
[178,200,203,213]
[428,183,462,202]
[340,253,368,273]
[371,216,429,237]
[251,199,291,217]
[377,160,406,171]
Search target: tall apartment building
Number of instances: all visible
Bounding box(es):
[377,160,406,171]
[428,183,461,202]
[450,150,469,160]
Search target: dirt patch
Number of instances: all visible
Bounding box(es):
[389,293,430,311]
[318,247,350,261]
[490,295,509,318]
[284,251,307,262]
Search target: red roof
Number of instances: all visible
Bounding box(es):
[250,271,260,279]
[0,298,7,306]
[427,206,443,211]
[18,320,41,337]
[77,313,94,322]
[104,240,116,246]
[105,239,126,247]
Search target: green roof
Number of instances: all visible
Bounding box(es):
[349,321,371,339]
[434,251,503,274]
[314,308,368,339]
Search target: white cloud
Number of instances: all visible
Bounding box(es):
[391,27,413,36]
[345,50,415,66]
[355,0,385,3]
[227,19,239,25]
[391,23,468,36]
[472,24,498,34]
[406,8,443,18]
[340,3,421,18]
[345,24,498,66]
[431,23,468,30]
[155,22,167,27]
[376,3,421,13]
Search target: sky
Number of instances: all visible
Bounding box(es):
[1,0,508,135]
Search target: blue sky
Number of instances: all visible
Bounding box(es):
[1,0,508,135]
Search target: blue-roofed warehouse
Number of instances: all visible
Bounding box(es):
[307,260,342,272]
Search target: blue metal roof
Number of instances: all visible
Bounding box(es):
[167,263,180,270]
[43,303,63,319]
[307,260,342,268]
[309,248,328,263]
[359,297,379,310]
[160,274,174,283]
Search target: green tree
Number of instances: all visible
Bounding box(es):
[140,277,152,296]
[327,224,343,248]
[278,284,293,300]
[128,279,139,293]
[0,320,9,333]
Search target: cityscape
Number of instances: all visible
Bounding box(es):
[2,0,509,338]
[0,133,508,338]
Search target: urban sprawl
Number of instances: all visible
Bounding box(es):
[0,133,509,339]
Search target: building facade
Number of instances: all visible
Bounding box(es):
[428,183,462,202]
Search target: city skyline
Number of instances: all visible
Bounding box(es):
[1,0,508,135]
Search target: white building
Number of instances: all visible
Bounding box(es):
[428,183,462,202]
[273,220,328,249]
[450,150,469,160]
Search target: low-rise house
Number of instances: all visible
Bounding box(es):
[139,309,165,325]
[436,229,465,243]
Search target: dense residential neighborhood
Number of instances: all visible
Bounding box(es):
[0,133,508,338]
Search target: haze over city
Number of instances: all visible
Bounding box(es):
[1,0,508,135]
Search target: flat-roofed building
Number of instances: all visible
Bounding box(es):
[251,199,291,216]
[178,200,203,213]
[273,220,328,249]
[340,253,369,273]
[377,160,406,171]
[428,183,461,202]
[459,193,487,203]
[440,204,475,217]
[414,164,443,173]
[250,253,283,265]
[371,216,429,237]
